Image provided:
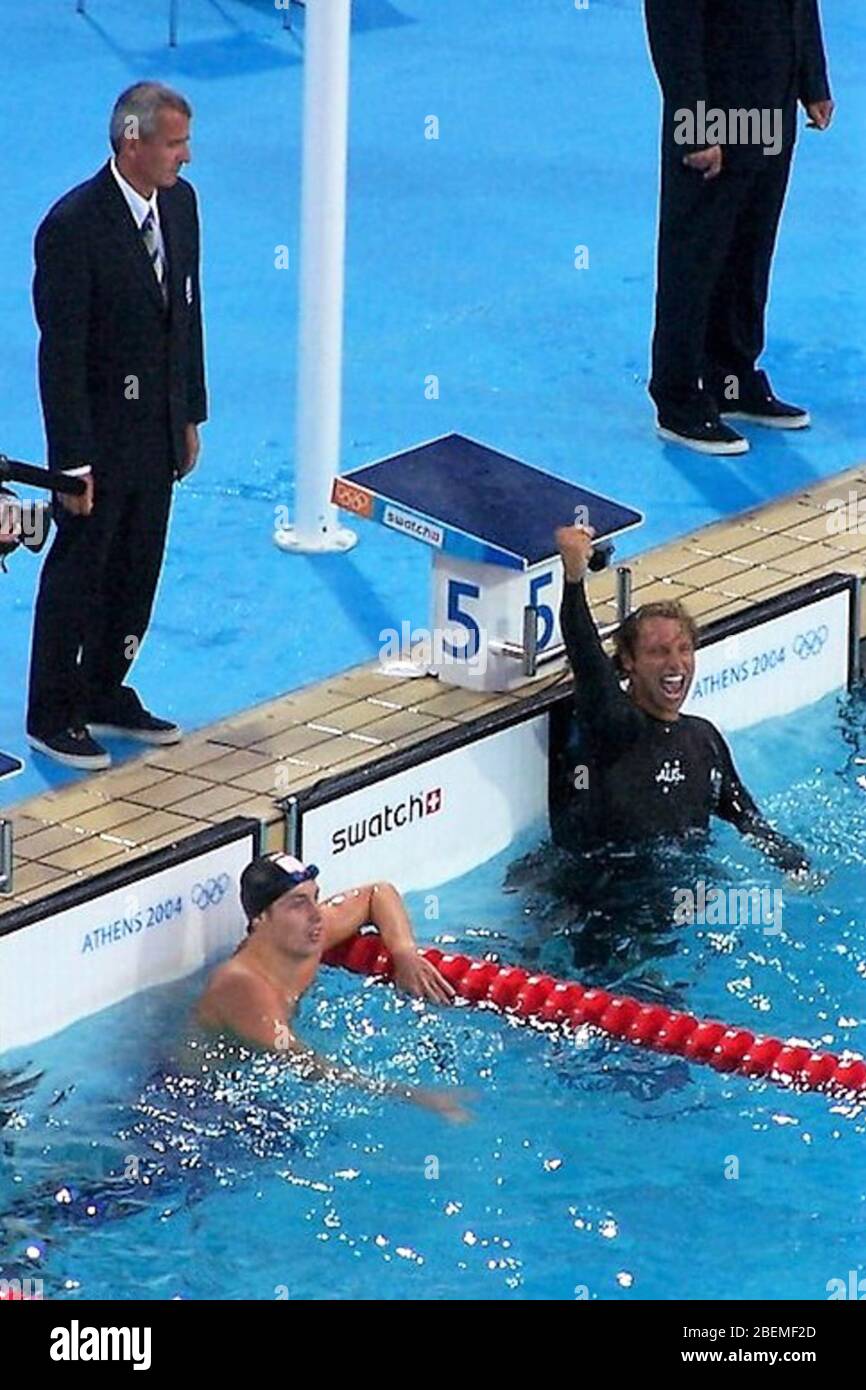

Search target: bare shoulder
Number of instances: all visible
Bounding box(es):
[196,953,277,1031]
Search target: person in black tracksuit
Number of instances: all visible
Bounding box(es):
[644,0,833,454]
[27,81,207,769]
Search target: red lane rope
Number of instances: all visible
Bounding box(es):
[323,934,866,1102]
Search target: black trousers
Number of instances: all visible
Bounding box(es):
[27,468,173,737]
[649,147,794,410]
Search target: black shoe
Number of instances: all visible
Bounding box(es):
[88,707,182,746]
[713,369,810,429]
[28,726,111,770]
[656,397,749,455]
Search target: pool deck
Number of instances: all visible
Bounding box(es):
[2,462,865,916]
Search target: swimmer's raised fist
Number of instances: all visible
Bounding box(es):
[555,524,596,583]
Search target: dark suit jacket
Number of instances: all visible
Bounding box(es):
[33,161,207,479]
[644,0,831,166]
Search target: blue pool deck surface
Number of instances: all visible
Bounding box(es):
[1,0,864,806]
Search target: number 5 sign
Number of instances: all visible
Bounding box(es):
[430,553,565,692]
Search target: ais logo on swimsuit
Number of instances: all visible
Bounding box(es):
[655,758,686,787]
[331,788,443,855]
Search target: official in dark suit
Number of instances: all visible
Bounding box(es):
[27,82,207,769]
[644,0,833,454]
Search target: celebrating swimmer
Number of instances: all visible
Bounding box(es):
[196,854,469,1122]
[553,525,808,873]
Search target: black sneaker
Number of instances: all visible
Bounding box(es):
[715,370,810,429]
[656,398,749,455]
[28,726,111,770]
[88,708,182,746]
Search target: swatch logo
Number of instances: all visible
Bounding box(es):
[332,788,443,854]
[382,505,444,548]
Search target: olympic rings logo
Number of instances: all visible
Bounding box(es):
[191,874,231,910]
[332,478,373,518]
[793,626,829,660]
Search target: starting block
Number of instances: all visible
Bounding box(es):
[333,433,642,691]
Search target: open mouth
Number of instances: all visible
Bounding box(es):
[660,674,686,698]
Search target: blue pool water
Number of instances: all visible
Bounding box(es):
[2,0,865,805]
[2,688,865,1300]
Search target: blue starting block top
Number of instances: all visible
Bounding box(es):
[332,433,643,571]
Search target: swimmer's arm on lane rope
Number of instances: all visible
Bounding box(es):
[711,728,810,875]
[201,973,470,1123]
[321,882,456,1005]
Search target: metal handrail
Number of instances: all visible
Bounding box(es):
[0,819,12,896]
[490,565,633,677]
[74,0,300,47]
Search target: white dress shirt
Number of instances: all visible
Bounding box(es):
[110,156,166,267]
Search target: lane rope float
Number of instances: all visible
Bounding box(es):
[323,934,866,1102]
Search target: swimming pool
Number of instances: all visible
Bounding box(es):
[3,0,864,808]
[1,685,864,1300]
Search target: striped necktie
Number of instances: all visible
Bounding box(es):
[140,208,168,306]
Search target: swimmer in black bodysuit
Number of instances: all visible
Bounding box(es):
[553,524,808,873]
[514,525,809,985]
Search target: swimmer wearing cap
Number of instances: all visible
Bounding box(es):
[196,855,468,1122]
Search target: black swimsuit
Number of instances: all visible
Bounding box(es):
[554,580,807,873]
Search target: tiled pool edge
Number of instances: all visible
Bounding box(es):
[3,461,866,914]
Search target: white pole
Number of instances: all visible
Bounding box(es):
[275,0,357,554]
